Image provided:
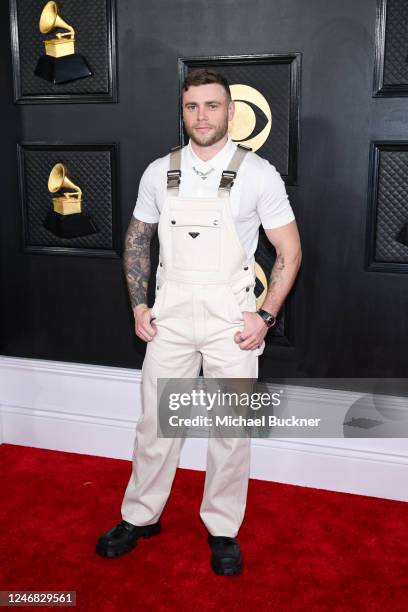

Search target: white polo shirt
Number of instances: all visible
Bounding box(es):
[132,135,295,258]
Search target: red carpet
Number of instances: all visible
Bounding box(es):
[0,443,407,611]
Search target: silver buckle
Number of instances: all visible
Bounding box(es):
[219,170,236,191]
[167,169,181,190]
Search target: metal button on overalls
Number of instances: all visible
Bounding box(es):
[121,145,264,537]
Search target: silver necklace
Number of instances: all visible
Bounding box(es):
[192,166,215,180]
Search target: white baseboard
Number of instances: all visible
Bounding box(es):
[1,355,407,502]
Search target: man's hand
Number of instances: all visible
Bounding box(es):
[233,312,269,350]
[133,304,158,342]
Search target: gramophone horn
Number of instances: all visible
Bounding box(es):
[48,163,81,197]
[48,162,66,192]
[39,1,74,36]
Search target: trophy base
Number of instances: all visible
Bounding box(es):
[396,223,408,247]
[35,53,93,85]
[44,211,98,239]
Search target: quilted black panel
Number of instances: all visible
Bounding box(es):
[181,58,295,179]
[383,0,408,85]
[374,148,408,262]
[12,0,113,97]
[19,144,117,251]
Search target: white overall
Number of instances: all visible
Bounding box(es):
[121,145,265,537]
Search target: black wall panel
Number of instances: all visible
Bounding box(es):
[1,0,407,378]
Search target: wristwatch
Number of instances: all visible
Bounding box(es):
[256,308,277,329]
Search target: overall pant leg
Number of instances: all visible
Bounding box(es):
[121,312,202,526]
[198,286,259,537]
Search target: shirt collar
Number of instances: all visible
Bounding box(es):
[185,134,236,172]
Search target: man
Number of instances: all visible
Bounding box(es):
[96,68,302,575]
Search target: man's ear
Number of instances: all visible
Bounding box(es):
[228,99,235,122]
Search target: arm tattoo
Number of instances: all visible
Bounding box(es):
[264,254,286,313]
[268,254,285,291]
[123,217,158,309]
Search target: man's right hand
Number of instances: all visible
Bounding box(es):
[133,304,158,342]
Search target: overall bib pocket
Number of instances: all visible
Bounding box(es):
[169,209,222,271]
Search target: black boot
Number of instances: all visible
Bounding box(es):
[96,520,161,558]
[208,534,243,575]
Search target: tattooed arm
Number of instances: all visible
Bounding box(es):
[123,216,158,342]
[261,220,302,317]
[234,220,302,351]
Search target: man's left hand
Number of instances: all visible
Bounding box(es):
[233,312,269,350]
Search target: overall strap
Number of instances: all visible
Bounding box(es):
[167,145,182,195]
[218,144,252,198]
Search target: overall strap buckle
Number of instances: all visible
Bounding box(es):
[167,169,181,191]
[219,170,237,192]
[218,145,251,198]
[167,146,182,194]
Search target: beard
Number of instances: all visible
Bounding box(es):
[185,115,229,147]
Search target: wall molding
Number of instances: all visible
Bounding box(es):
[1,355,407,502]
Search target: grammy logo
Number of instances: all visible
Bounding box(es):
[34,1,93,84]
[48,162,82,214]
[43,163,97,238]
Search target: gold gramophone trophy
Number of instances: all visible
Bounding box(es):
[43,163,97,238]
[34,1,93,84]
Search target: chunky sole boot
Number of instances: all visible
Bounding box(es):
[96,520,161,558]
[208,535,243,576]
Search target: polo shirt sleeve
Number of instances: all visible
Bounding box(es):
[132,162,160,223]
[257,160,295,229]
